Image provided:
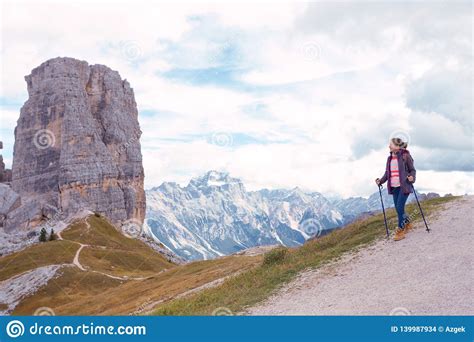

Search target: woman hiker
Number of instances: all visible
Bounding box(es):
[375,137,417,241]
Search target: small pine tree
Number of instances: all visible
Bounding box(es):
[49,228,56,241]
[39,228,47,242]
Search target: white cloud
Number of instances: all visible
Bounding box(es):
[143,140,473,198]
[1,1,472,198]
[408,170,473,196]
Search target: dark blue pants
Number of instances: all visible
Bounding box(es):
[392,186,409,229]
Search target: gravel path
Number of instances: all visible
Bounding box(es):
[58,217,146,281]
[248,196,473,315]
[72,244,88,271]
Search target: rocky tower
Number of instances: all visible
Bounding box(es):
[5,57,145,231]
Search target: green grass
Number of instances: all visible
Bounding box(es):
[7,214,262,315]
[2,195,459,316]
[262,246,288,266]
[0,240,79,281]
[12,250,261,315]
[80,246,172,277]
[60,215,175,277]
[151,196,459,315]
[62,215,149,250]
[12,266,122,315]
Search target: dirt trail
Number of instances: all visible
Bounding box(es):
[248,196,473,315]
[58,217,146,281]
[56,221,89,271]
[72,244,88,271]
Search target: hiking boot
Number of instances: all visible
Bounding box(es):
[394,228,406,241]
[404,221,413,233]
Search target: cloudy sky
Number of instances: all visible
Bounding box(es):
[1,1,472,197]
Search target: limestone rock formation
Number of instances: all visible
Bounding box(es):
[0,184,20,222]
[4,57,145,231]
[0,142,12,183]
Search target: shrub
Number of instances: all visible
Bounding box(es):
[39,228,47,242]
[49,229,57,241]
[263,247,288,266]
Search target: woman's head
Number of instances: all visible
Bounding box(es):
[389,137,407,152]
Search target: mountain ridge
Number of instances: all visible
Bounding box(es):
[145,170,441,260]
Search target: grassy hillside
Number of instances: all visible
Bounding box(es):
[4,214,262,315]
[150,196,459,315]
[13,254,261,315]
[62,215,173,277]
[0,240,79,281]
[2,196,457,315]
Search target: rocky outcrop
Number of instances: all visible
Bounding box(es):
[0,184,20,217]
[0,142,17,229]
[0,142,12,183]
[4,57,145,232]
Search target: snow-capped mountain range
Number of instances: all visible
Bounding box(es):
[145,171,437,260]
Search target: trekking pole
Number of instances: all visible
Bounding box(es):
[410,183,430,232]
[377,184,390,238]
